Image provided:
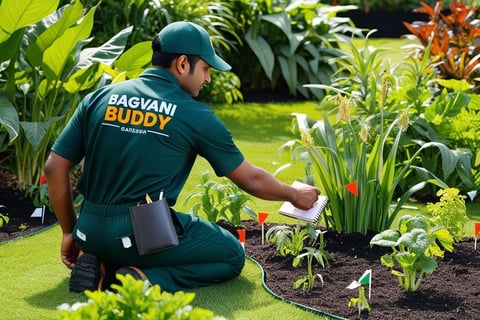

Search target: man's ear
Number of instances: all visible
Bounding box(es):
[176,55,190,74]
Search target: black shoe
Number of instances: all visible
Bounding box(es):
[115,266,143,280]
[111,266,152,289]
[69,253,101,293]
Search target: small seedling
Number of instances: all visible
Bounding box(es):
[293,247,325,293]
[348,286,371,319]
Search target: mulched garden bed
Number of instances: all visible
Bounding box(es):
[241,220,480,320]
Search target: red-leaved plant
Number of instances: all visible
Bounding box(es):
[403,1,480,90]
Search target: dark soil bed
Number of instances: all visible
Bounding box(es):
[1,171,479,319]
[0,171,57,242]
[240,220,480,320]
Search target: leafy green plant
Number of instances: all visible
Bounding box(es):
[0,0,147,190]
[292,247,325,293]
[223,183,257,227]
[57,274,225,319]
[347,286,370,319]
[306,35,475,199]
[25,176,51,210]
[426,188,467,242]
[266,223,316,257]
[279,33,474,234]
[0,205,9,228]
[370,214,454,292]
[184,171,256,226]
[184,172,230,223]
[291,229,331,292]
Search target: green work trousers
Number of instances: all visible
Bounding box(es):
[73,200,245,292]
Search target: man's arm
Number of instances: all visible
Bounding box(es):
[44,151,80,269]
[226,160,320,210]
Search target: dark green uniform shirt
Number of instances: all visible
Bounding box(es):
[52,68,244,205]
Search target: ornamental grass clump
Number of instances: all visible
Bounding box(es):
[280,91,453,234]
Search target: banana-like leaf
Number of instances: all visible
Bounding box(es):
[0,96,19,142]
[244,28,274,81]
[114,41,151,73]
[20,117,62,150]
[278,55,297,95]
[0,0,59,43]
[26,0,83,67]
[42,4,97,81]
[76,26,134,70]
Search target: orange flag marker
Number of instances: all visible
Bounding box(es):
[258,212,269,245]
[345,182,358,197]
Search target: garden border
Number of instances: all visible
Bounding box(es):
[245,255,347,320]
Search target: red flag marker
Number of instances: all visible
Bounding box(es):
[475,223,480,251]
[258,212,269,225]
[345,182,358,196]
[237,229,246,249]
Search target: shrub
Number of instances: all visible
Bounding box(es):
[239,0,360,100]
[426,187,468,242]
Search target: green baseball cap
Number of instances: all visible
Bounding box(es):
[157,21,231,71]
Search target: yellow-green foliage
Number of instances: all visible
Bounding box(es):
[58,274,225,320]
[426,188,467,242]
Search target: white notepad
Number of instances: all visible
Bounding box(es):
[279,181,328,223]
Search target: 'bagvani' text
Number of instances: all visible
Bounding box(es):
[104,94,176,130]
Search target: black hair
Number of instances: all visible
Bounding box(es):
[151,35,201,73]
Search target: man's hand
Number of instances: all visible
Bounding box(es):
[291,185,321,210]
[60,233,80,269]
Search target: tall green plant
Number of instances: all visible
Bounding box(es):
[0,0,149,190]
[278,83,459,234]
